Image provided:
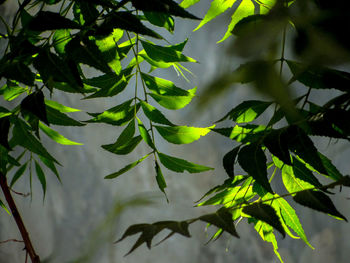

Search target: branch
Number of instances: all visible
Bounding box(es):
[0,172,40,263]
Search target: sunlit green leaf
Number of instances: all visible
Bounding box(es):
[213,124,267,143]
[53,29,71,55]
[102,135,142,155]
[45,100,80,113]
[137,117,155,149]
[179,0,201,8]
[158,152,213,173]
[46,105,85,126]
[155,125,214,144]
[39,122,83,145]
[104,153,151,179]
[0,199,10,215]
[141,101,174,126]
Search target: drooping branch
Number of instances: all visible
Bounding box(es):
[0,172,40,263]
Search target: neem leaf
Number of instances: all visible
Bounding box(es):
[194,0,236,31]
[104,153,151,179]
[0,60,35,86]
[141,40,196,63]
[27,11,80,31]
[243,203,285,237]
[155,161,168,200]
[10,163,28,187]
[87,100,138,126]
[263,128,291,165]
[318,153,343,180]
[222,145,240,178]
[102,136,142,155]
[158,152,213,173]
[149,91,196,110]
[155,125,213,144]
[141,101,174,126]
[53,29,71,55]
[39,155,60,182]
[34,160,46,198]
[46,105,85,126]
[0,116,10,150]
[179,0,201,8]
[137,117,155,149]
[39,122,83,145]
[238,143,272,193]
[13,120,58,163]
[219,0,255,42]
[287,60,350,92]
[131,0,200,20]
[45,100,80,113]
[21,90,49,125]
[96,12,162,39]
[144,12,175,32]
[200,208,239,238]
[293,190,347,221]
[286,126,327,174]
[213,125,267,143]
[218,100,272,123]
[0,198,10,215]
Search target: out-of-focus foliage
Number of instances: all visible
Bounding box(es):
[1,0,350,262]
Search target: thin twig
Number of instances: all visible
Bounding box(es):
[0,239,24,245]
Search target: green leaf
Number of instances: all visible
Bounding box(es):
[217,100,272,123]
[102,136,142,155]
[46,105,85,126]
[0,198,10,215]
[0,82,27,101]
[21,90,49,125]
[96,12,162,39]
[243,203,286,237]
[35,160,46,198]
[158,152,213,173]
[10,162,28,187]
[27,11,81,31]
[200,208,239,237]
[213,124,267,143]
[263,128,291,165]
[141,102,174,126]
[141,40,196,63]
[238,143,272,193]
[141,73,196,109]
[223,145,240,178]
[53,29,71,55]
[287,60,350,92]
[0,116,10,150]
[219,0,255,42]
[0,61,35,86]
[45,100,80,113]
[179,0,201,8]
[39,156,60,182]
[130,0,200,20]
[39,122,83,145]
[286,126,327,175]
[87,100,138,126]
[114,120,136,146]
[194,0,236,31]
[318,153,343,180]
[155,125,214,144]
[293,190,347,221]
[137,117,155,149]
[155,161,168,200]
[144,12,175,32]
[104,153,151,179]
[13,120,58,163]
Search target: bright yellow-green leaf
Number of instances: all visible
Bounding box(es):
[180,0,201,8]
[39,122,83,145]
[45,100,80,112]
[219,0,255,42]
[155,125,214,144]
[194,0,236,31]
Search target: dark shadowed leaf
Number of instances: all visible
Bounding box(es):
[137,117,155,149]
[96,12,162,39]
[39,156,60,182]
[27,11,80,31]
[0,60,35,86]
[238,143,272,193]
[131,0,200,19]
[39,122,83,145]
[0,116,10,150]
[318,153,343,180]
[158,152,213,173]
[223,145,240,178]
[141,101,174,126]
[102,136,142,155]
[46,105,84,126]
[144,12,175,32]
[155,161,168,200]
[21,90,49,125]
[10,163,28,187]
[293,190,347,221]
[104,153,151,179]
[200,208,239,238]
[286,125,327,174]
[35,160,46,198]
[263,128,291,165]
[243,203,285,237]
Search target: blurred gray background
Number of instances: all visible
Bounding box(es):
[1,1,350,263]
